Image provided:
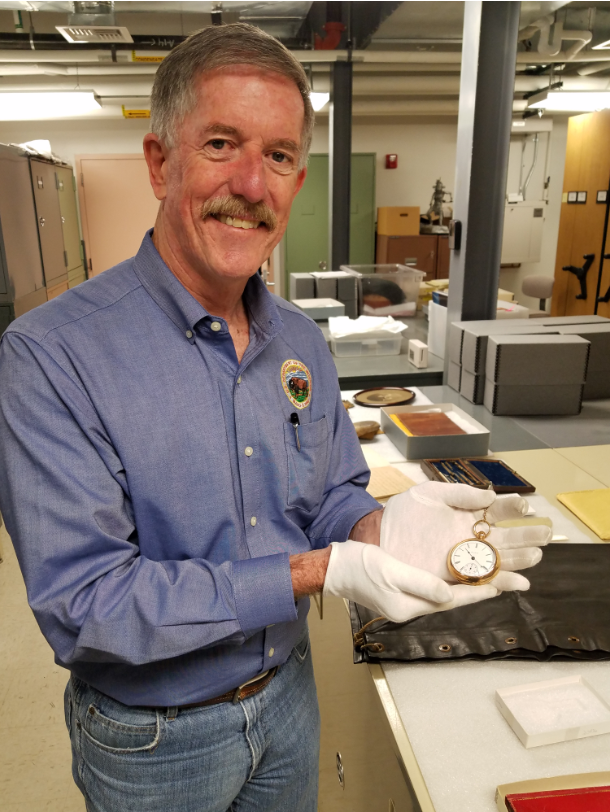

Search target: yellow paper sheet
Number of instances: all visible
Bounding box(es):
[367,466,416,501]
[556,488,610,541]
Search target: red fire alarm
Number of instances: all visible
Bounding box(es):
[385,154,398,169]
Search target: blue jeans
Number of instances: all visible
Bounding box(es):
[64,632,320,812]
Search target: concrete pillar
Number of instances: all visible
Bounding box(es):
[445,1,520,370]
[329,59,352,270]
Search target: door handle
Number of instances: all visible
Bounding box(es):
[336,752,345,790]
[562,253,594,300]
[39,217,45,227]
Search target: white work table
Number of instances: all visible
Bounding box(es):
[341,389,610,812]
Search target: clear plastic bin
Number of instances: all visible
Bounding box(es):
[340,264,425,318]
[330,334,403,357]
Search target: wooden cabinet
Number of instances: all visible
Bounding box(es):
[376,233,450,280]
[31,159,67,289]
[552,110,610,318]
[310,595,415,812]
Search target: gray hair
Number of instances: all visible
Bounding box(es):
[150,22,314,170]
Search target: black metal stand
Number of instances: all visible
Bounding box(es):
[562,253,595,300]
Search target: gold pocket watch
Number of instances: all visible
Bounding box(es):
[447,510,500,585]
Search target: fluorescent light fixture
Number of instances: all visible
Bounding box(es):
[310,92,330,112]
[592,38,610,50]
[528,89,610,112]
[512,120,526,127]
[0,91,101,120]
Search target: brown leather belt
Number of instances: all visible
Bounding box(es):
[175,667,278,711]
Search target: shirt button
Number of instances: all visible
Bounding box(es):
[185,330,193,339]
[210,321,221,332]
[250,516,257,526]
[245,446,253,457]
[268,648,275,658]
[237,376,242,384]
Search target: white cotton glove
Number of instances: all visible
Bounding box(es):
[380,482,551,592]
[323,540,499,624]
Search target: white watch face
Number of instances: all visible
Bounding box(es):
[450,539,497,579]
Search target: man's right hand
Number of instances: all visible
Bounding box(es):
[323,540,499,623]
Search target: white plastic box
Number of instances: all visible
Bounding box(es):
[330,333,402,357]
[340,264,425,318]
[496,675,610,749]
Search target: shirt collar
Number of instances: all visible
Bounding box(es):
[132,230,283,339]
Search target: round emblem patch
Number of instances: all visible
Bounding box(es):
[281,359,312,410]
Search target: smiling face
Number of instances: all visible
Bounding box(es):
[145,65,307,290]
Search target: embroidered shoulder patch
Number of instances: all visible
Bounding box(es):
[281,359,312,409]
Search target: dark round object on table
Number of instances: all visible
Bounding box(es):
[353,387,416,408]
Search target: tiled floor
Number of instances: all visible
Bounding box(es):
[0,524,85,812]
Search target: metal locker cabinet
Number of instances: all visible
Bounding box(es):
[0,145,47,325]
[55,165,86,288]
[30,158,68,299]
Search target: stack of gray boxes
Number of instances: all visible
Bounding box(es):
[456,322,555,404]
[449,315,610,408]
[556,323,610,400]
[289,273,315,301]
[483,334,591,416]
[290,271,358,319]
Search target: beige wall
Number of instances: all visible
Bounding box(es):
[311,117,458,213]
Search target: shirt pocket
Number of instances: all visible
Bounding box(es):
[284,416,330,514]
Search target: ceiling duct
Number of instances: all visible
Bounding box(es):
[56,1,133,44]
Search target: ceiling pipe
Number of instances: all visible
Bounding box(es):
[0,47,608,67]
[577,63,610,76]
[312,74,610,94]
[516,14,593,60]
[0,63,157,75]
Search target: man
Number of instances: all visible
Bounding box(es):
[0,23,548,812]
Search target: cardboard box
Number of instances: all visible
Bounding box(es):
[451,315,609,368]
[342,299,358,320]
[460,369,486,404]
[486,334,591,385]
[461,324,558,375]
[557,323,610,373]
[584,370,610,400]
[377,206,420,236]
[408,339,428,368]
[448,322,464,365]
[447,361,462,391]
[336,274,358,301]
[289,273,314,301]
[496,675,610,749]
[292,298,345,320]
[311,273,337,299]
[484,381,585,416]
[380,403,490,460]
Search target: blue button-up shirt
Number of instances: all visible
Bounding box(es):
[0,232,378,706]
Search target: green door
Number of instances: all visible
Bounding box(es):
[284,153,376,295]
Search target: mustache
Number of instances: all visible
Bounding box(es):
[200,195,278,231]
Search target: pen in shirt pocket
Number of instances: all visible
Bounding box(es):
[290,413,301,452]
